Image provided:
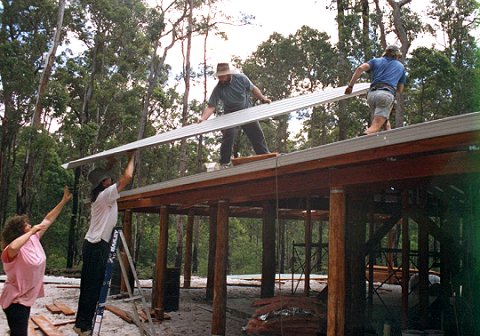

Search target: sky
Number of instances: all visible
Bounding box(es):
[179,0,434,72]
[208,0,339,63]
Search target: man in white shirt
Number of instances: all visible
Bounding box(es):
[74,151,135,335]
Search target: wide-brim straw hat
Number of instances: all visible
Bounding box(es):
[88,167,113,190]
[215,63,236,76]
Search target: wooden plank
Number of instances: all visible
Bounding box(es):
[28,319,37,335]
[105,305,133,323]
[45,303,62,314]
[53,301,75,316]
[33,319,76,329]
[30,315,63,336]
[231,152,279,166]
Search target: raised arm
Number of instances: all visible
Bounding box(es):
[117,151,136,193]
[37,186,72,239]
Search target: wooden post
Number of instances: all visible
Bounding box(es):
[470,179,480,330]
[183,210,194,288]
[153,206,169,319]
[316,221,324,272]
[120,209,133,293]
[304,197,312,296]
[418,217,429,329]
[206,204,217,300]
[211,200,229,336]
[367,200,375,320]
[401,191,410,330]
[327,187,346,336]
[261,201,276,298]
[347,196,367,335]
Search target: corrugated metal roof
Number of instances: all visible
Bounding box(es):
[62,83,370,169]
[120,111,480,198]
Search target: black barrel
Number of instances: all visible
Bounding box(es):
[164,267,180,312]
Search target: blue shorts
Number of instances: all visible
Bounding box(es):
[367,90,395,119]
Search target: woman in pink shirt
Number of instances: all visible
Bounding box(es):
[0,186,71,336]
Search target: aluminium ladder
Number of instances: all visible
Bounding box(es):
[92,227,157,336]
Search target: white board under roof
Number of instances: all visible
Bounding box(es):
[62,83,370,169]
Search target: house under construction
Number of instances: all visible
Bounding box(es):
[114,112,480,335]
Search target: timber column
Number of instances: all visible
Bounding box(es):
[327,186,346,336]
[261,200,276,298]
[183,210,194,288]
[211,200,229,336]
[153,205,169,319]
[206,203,218,300]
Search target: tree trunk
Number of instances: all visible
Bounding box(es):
[17,0,66,215]
[361,0,372,61]
[33,0,66,126]
[175,0,193,269]
[373,0,387,49]
[0,90,18,226]
[336,0,352,140]
[387,0,412,128]
[67,167,81,268]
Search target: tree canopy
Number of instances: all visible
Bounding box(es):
[0,0,478,275]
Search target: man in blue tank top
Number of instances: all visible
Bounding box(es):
[345,45,406,135]
[200,63,271,168]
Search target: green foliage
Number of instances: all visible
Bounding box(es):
[1,0,479,279]
[228,218,262,274]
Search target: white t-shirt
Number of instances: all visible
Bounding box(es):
[85,184,120,243]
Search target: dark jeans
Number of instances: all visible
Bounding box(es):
[75,239,109,331]
[220,121,269,164]
[4,303,31,336]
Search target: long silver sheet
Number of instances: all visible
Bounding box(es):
[62,83,370,168]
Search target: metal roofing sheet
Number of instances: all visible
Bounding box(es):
[120,111,480,198]
[62,83,370,169]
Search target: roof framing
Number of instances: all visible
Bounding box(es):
[118,112,480,212]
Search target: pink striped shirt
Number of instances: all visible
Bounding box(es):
[0,233,46,309]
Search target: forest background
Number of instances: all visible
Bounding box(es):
[0,0,479,278]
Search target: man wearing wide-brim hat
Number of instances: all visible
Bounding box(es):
[200,63,271,168]
[74,151,136,335]
[345,45,406,135]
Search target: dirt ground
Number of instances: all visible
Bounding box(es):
[0,274,327,336]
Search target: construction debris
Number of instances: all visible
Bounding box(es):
[244,296,326,336]
[31,315,63,336]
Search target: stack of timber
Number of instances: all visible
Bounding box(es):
[244,296,326,336]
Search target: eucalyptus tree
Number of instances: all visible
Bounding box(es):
[405,47,457,123]
[428,0,479,115]
[0,0,62,225]
[17,0,68,219]
[242,32,302,154]
[56,0,151,267]
[291,26,339,147]
[385,0,423,127]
